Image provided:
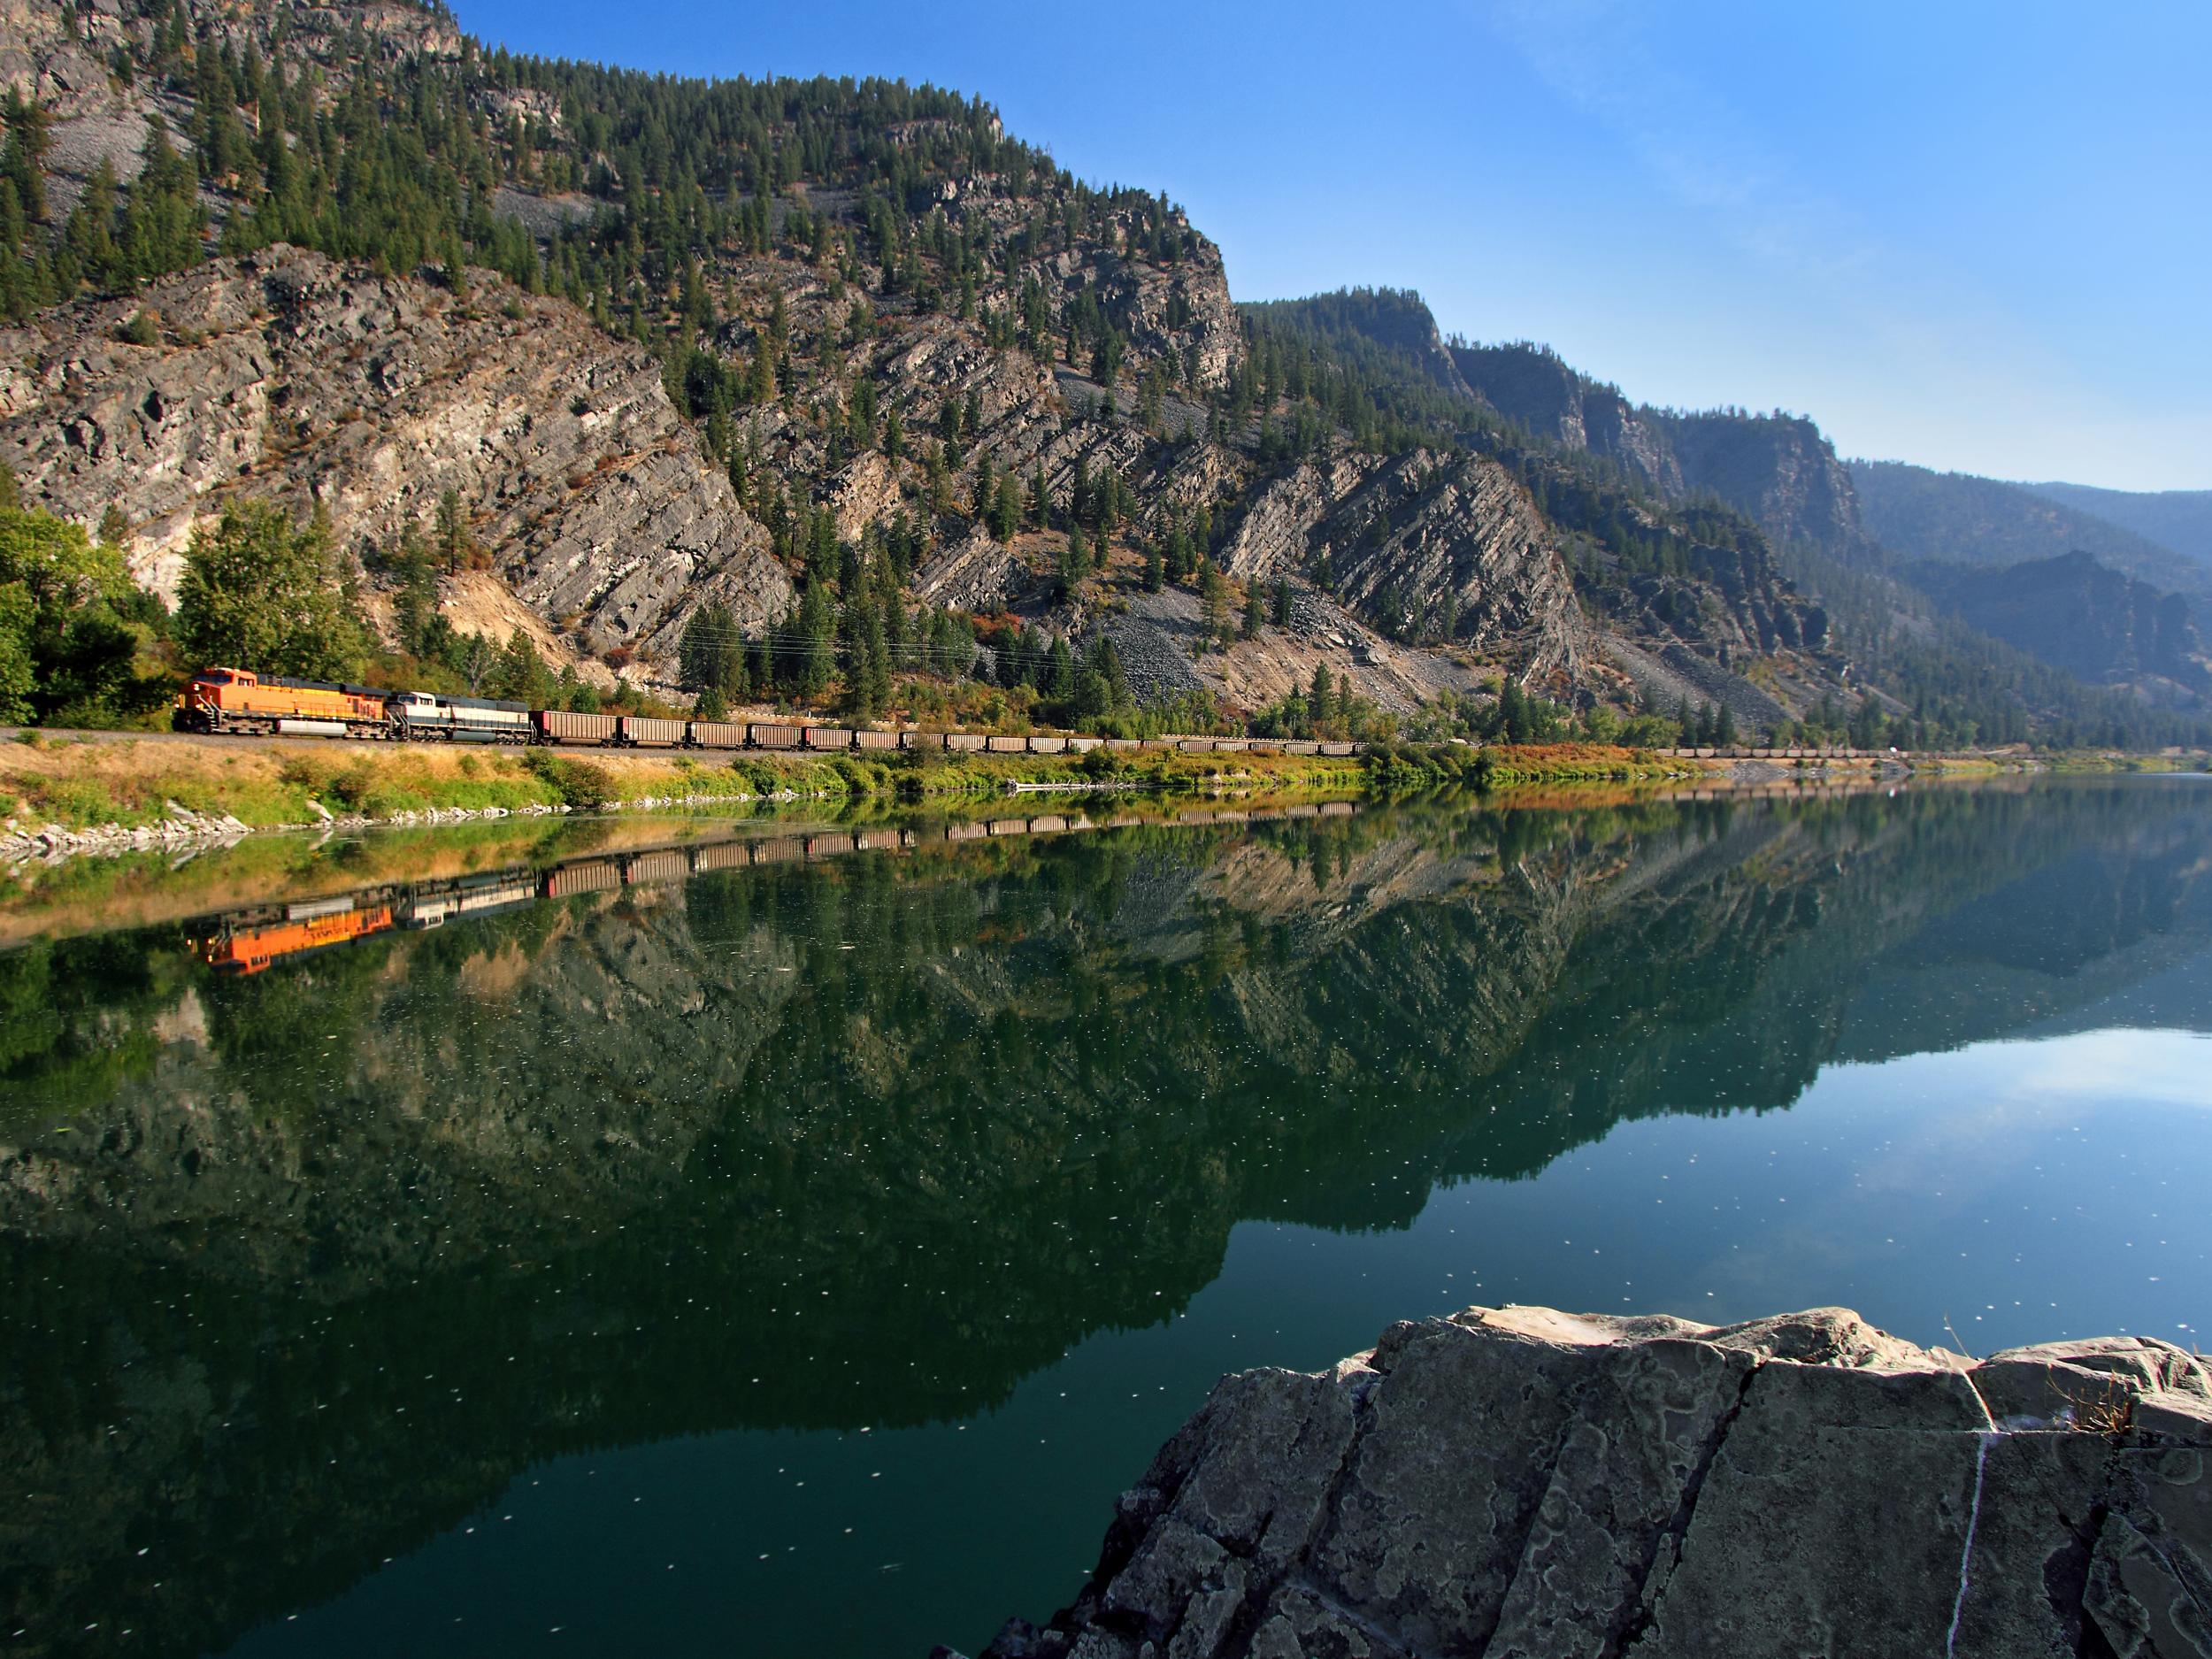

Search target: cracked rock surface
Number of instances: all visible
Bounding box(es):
[946,1304,2212,1659]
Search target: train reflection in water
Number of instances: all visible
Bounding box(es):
[188,800,1358,974]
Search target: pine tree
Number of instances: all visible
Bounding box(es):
[1271,577,1292,627]
[1199,559,1231,646]
[989,472,1022,542]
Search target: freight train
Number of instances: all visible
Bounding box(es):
[170,666,1362,757]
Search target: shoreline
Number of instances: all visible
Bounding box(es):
[2,731,2198,869]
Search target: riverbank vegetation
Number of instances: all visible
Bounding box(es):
[0,733,1370,832]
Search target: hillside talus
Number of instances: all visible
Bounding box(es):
[0,245,794,651]
[952,1304,2212,1659]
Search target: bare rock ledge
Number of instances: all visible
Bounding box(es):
[942,1305,2212,1659]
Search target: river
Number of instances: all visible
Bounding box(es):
[2,777,2208,1657]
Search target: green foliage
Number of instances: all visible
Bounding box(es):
[678,600,749,704]
[0,502,166,726]
[524,749,615,809]
[175,500,367,681]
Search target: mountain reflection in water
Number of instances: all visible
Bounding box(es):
[3,779,2209,1659]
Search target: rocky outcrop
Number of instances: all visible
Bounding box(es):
[0,246,794,653]
[958,1304,2212,1659]
[1455,342,1682,497]
[1217,447,1584,685]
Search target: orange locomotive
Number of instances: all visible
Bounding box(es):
[173,666,396,738]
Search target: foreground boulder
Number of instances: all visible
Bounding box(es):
[952,1305,2212,1659]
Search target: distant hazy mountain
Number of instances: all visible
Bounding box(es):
[1902,551,2211,704]
[1850,461,2212,615]
[2022,482,2212,571]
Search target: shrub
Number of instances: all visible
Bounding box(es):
[525,749,614,809]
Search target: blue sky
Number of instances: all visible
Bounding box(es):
[454,0,2209,490]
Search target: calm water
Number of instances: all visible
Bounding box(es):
[3,779,2209,1657]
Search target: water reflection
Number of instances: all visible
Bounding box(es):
[2,780,2208,1658]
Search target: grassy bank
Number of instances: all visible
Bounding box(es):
[0,734,1369,831]
[1368,741,1694,792]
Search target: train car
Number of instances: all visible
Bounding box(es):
[687,719,750,750]
[173,667,393,738]
[625,849,691,886]
[399,873,538,930]
[805,833,858,860]
[854,828,904,853]
[689,841,752,874]
[749,835,808,865]
[1141,738,1177,752]
[545,859,622,899]
[749,723,803,749]
[985,735,1027,754]
[803,726,856,750]
[1028,734,1068,755]
[1067,736,1102,753]
[1318,741,1356,757]
[391,691,532,744]
[1178,738,1217,754]
[1283,740,1320,755]
[620,716,687,749]
[1028,814,1069,833]
[854,729,900,751]
[946,733,986,752]
[534,710,619,747]
[1104,737,1142,751]
[902,731,950,751]
[1213,737,1248,753]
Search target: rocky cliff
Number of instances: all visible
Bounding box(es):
[0,246,795,653]
[955,1303,2212,1659]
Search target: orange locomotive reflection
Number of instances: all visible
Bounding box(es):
[196,902,398,975]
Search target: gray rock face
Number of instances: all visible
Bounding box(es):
[0,246,793,654]
[959,1304,2212,1659]
[1217,447,1585,685]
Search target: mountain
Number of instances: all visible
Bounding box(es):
[0,0,1862,738]
[2021,480,2212,571]
[1849,460,2212,614]
[1901,550,2212,704]
[0,0,2203,748]
[1450,341,1879,566]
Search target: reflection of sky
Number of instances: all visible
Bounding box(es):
[246,1024,2212,1659]
[1217,1027,2212,1373]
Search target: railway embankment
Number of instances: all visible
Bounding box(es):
[0,733,1371,855]
[946,1303,2212,1659]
